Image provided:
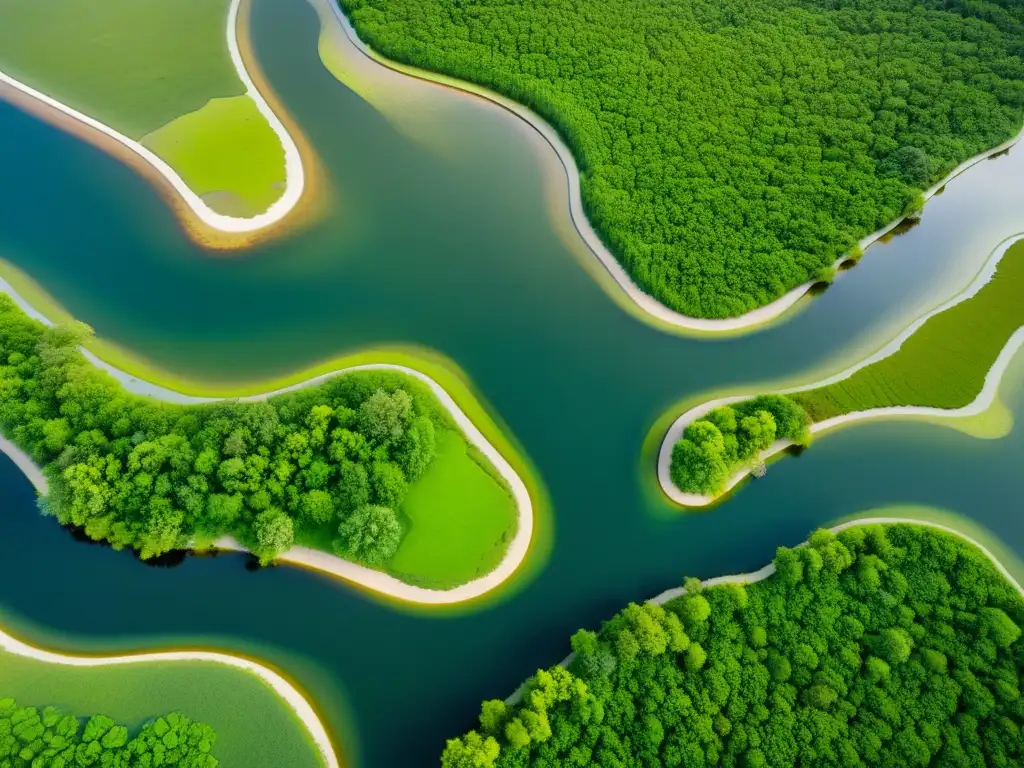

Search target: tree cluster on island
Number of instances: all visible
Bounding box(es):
[0,296,449,567]
[442,524,1024,767]
[340,0,1024,318]
[670,394,811,495]
[0,700,218,767]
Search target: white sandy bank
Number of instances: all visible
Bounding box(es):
[0,0,303,233]
[326,0,1022,333]
[0,625,339,768]
[658,233,1024,506]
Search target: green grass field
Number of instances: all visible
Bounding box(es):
[142,95,286,216]
[389,430,517,589]
[294,430,518,590]
[0,0,241,139]
[0,648,322,768]
[794,240,1024,422]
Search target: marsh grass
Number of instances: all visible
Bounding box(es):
[794,240,1024,421]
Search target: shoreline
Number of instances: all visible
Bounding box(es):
[0,285,535,606]
[0,0,304,236]
[657,233,1024,506]
[507,516,1024,705]
[326,0,1023,333]
[0,623,340,768]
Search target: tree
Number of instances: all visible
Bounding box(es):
[441,731,499,768]
[737,410,776,459]
[302,459,333,490]
[677,593,712,628]
[358,389,412,446]
[685,642,707,671]
[881,146,931,186]
[865,656,890,683]
[570,629,599,656]
[371,461,407,508]
[774,546,804,585]
[980,607,1020,648]
[671,421,729,494]
[337,460,371,514]
[301,489,336,525]
[805,684,837,709]
[253,508,294,564]
[479,700,509,735]
[875,628,913,665]
[766,651,791,683]
[223,429,247,457]
[747,395,810,443]
[400,415,437,480]
[335,505,403,565]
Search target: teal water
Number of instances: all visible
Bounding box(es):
[1,0,1024,765]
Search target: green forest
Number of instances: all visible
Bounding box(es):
[442,524,1024,767]
[670,395,810,495]
[0,295,453,567]
[0,700,217,767]
[339,0,1024,317]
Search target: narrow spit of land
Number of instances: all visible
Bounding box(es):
[661,236,1024,505]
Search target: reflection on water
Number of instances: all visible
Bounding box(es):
[0,0,1022,765]
[878,214,922,242]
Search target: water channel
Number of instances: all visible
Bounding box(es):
[1,0,1024,765]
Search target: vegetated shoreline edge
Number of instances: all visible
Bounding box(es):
[0,621,341,768]
[0,0,304,234]
[656,233,1024,506]
[326,0,1024,333]
[505,516,1024,705]
[0,282,535,607]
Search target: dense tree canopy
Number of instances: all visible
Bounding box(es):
[443,524,1024,767]
[0,699,218,767]
[0,296,449,566]
[340,0,1024,317]
[670,394,810,494]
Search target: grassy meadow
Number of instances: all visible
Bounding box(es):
[0,0,241,139]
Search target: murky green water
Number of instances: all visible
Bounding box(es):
[1,0,1023,765]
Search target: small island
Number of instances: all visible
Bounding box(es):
[0,0,303,234]
[441,522,1024,768]
[0,294,528,602]
[664,236,1024,503]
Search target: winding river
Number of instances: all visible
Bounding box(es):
[2,0,1024,765]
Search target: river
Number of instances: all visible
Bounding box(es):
[1,0,1024,765]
